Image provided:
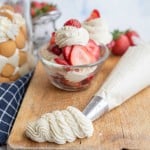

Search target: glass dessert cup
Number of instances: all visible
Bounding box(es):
[38,45,109,91]
[0,1,36,83]
[32,10,61,49]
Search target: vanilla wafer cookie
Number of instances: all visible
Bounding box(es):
[0,76,10,83]
[19,51,27,67]
[1,64,15,78]
[0,40,16,57]
[15,30,26,49]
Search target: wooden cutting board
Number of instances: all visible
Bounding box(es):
[7,56,150,150]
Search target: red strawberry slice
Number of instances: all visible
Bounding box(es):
[64,19,81,28]
[70,45,96,66]
[54,58,69,65]
[86,39,100,59]
[62,46,73,62]
[81,75,94,85]
[86,9,100,21]
[51,45,62,55]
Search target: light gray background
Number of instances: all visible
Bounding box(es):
[42,0,150,41]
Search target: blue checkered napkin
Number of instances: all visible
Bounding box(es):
[0,72,33,145]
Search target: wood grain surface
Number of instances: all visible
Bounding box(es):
[7,56,150,150]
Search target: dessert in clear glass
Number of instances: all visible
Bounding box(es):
[0,2,35,83]
[39,44,109,91]
[38,17,109,91]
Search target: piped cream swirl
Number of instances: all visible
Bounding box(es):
[26,106,94,144]
[83,18,112,45]
[55,26,89,48]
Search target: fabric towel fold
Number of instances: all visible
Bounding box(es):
[0,72,33,145]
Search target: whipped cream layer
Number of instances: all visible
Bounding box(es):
[55,26,89,48]
[95,44,150,110]
[26,106,93,144]
[0,16,19,42]
[13,13,25,27]
[83,18,112,45]
[41,48,97,82]
[65,66,97,82]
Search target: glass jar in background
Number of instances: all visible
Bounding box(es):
[0,0,36,83]
[30,1,61,49]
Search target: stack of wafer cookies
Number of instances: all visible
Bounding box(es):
[0,5,35,83]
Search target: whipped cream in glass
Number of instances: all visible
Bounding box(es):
[82,18,112,45]
[65,66,97,82]
[13,12,26,27]
[55,26,89,48]
[0,6,35,82]
[0,16,19,42]
[40,48,98,84]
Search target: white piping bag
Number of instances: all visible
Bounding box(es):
[83,43,150,121]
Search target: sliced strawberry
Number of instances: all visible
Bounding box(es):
[54,58,69,65]
[70,45,96,66]
[81,75,94,85]
[64,19,81,28]
[62,46,73,62]
[86,39,100,59]
[51,45,62,55]
[50,32,55,45]
[86,9,100,21]
[60,78,82,88]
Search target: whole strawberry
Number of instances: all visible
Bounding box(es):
[111,30,130,56]
[64,19,81,28]
[125,29,140,46]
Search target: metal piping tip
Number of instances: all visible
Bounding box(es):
[83,96,109,122]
